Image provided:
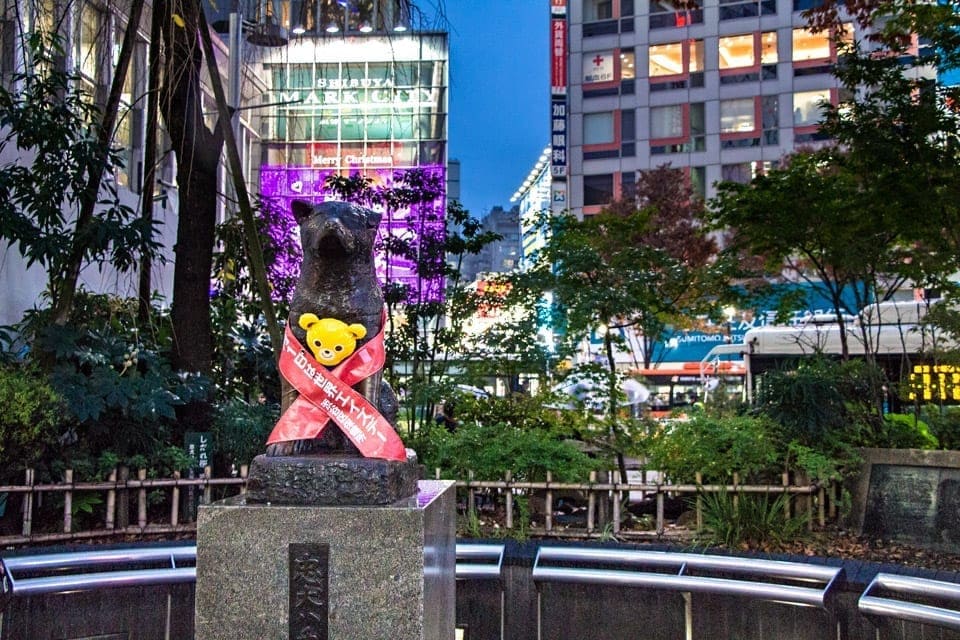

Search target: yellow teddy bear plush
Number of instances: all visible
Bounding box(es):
[298,314,367,366]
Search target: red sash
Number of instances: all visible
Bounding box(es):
[267,314,406,461]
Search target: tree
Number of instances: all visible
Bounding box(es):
[709,150,909,361]
[514,170,726,481]
[607,164,723,368]
[0,32,160,322]
[326,170,503,434]
[157,0,226,377]
[710,1,960,366]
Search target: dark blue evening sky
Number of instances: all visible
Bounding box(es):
[443,1,549,217]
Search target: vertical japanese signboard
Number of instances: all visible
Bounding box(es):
[550,1,567,96]
[550,0,568,213]
[184,431,212,521]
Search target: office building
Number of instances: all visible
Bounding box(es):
[460,205,522,282]
[559,0,890,217]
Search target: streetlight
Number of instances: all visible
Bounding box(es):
[722,305,737,343]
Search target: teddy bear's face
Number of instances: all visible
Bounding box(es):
[298,313,368,366]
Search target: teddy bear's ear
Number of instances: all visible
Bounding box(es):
[298,313,320,330]
[291,200,314,225]
[347,324,368,340]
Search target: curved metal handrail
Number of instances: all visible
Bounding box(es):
[455,543,505,581]
[859,573,960,632]
[532,546,844,610]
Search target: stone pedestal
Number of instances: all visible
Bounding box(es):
[245,453,421,506]
[195,480,456,640]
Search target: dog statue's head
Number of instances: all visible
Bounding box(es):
[291,200,381,263]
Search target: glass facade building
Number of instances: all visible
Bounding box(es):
[256,32,449,298]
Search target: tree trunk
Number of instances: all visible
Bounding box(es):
[138,0,163,323]
[51,0,146,324]
[159,0,224,376]
[604,329,628,485]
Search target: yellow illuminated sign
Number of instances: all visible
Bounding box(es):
[909,364,960,401]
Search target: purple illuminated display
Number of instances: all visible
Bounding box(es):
[259,165,447,303]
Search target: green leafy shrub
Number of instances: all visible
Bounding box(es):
[455,392,591,437]
[786,442,848,483]
[0,362,64,482]
[38,319,209,458]
[211,399,279,471]
[880,413,938,449]
[922,405,960,450]
[698,489,808,548]
[644,415,781,483]
[416,420,599,482]
[755,358,876,450]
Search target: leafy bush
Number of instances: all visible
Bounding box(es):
[644,415,781,483]
[454,392,590,437]
[881,413,938,449]
[0,362,64,482]
[415,420,599,482]
[755,358,876,450]
[211,399,279,471]
[921,405,960,450]
[39,321,209,458]
[698,489,808,548]
[786,442,849,483]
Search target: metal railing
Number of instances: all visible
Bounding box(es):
[533,547,844,608]
[532,546,845,639]
[455,544,506,640]
[2,543,497,599]
[859,573,960,632]
[455,543,504,581]
[1,545,197,597]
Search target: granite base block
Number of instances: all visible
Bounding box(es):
[245,452,422,506]
[195,480,456,640]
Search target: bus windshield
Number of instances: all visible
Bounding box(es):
[632,361,745,417]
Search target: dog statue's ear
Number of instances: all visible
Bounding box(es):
[291,200,314,225]
[365,209,382,229]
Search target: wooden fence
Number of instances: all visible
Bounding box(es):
[0,466,836,546]
[0,466,248,546]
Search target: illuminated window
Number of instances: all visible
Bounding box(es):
[792,25,854,63]
[719,34,756,69]
[648,39,703,83]
[720,32,779,84]
[793,90,830,125]
[620,51,636,79]
[584,112,615,145]
[649,43,682,76]
[690,40,704,72]
[761,31,778,64]
[720,99,756,133]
